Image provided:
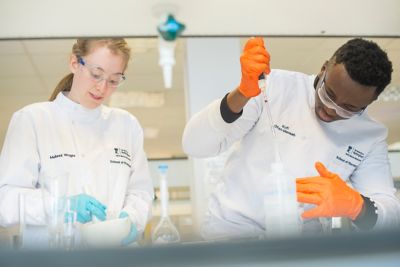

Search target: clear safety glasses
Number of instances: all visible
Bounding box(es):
[78,57,126,88]
[317,72,364,119]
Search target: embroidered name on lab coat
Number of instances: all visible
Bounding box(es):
[49,153,76,159]
[274,124,296,137]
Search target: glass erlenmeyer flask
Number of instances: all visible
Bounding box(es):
[151,164,180,244]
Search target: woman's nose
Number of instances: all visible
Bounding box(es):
[95,79,108,93]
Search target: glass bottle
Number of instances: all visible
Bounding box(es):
[151,164,180,244]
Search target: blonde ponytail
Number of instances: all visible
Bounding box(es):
[49,73,73,101]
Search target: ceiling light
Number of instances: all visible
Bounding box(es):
[109,91,165,108]
[143,127,159,139]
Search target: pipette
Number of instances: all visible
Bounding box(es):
[258,73,281,163]
[259,75,301,238]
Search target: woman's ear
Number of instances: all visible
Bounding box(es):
[69,55,79,74]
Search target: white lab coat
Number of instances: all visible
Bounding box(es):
[0,92,154,247]
[183,69,400,240]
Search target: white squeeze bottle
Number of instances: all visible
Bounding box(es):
[151,164,180,244]
[263,162,301,238]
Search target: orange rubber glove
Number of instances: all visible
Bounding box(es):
[296,162,364,221]
[239,37,271,98]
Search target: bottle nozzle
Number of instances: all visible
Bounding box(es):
[158,164,169,176]
[158,38,176,89]
[162,64,173,89]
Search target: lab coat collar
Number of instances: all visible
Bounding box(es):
[55,92,102,123]
[308,75,317,108]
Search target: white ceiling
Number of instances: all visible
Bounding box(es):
[0,37,399,159]
[1,0,399,38]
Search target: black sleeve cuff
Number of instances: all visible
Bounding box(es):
[353,195,378,230]
[220,93,243,123]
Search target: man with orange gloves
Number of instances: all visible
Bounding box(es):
[182,37,400,240]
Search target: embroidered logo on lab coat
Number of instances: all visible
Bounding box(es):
[335,146,365,168]
[110,148,132,168]
[345,146,365,162]
[113,148,131,161]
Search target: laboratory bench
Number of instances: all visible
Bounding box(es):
[0,229,399,267]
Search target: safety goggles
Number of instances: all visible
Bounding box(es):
[78,57,126,88]
[317,71,364,119]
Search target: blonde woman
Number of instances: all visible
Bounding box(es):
[0,39,154,247]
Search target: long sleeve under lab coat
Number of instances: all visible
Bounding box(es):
[183,69,400,239]
[0,92,154,244]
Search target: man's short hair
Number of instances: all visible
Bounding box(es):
[332,38,393,95]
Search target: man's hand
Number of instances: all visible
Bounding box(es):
[239,37,270,98]
[296,162,364,220]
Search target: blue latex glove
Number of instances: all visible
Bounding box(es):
[69,194,107,223]
[119,211,138,246]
